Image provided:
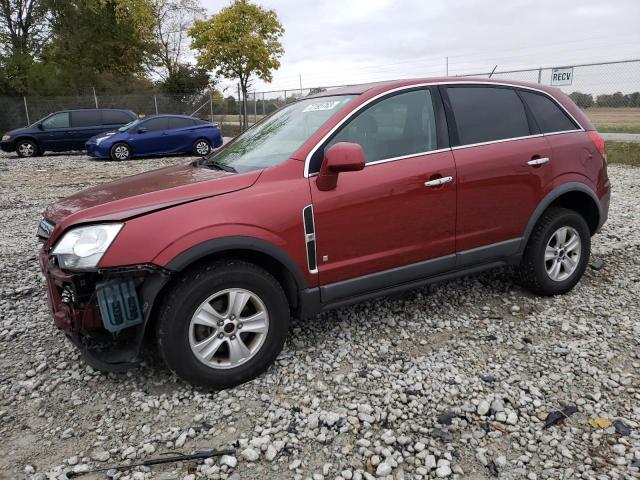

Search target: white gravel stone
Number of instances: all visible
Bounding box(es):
[0,155,638,480]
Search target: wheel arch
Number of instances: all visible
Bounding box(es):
[518,182,601,255]
[14,135,42,152]
[161,236,308,315]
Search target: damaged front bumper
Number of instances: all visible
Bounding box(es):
[38,251,170,370]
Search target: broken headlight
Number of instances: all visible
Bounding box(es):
[51,223,123,270]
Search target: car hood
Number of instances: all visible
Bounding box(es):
[44,162,262,227]
[5,126,35,136]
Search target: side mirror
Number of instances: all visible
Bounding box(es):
[316,142,365,191]
[36,123,43,130]
[137,128,148,134]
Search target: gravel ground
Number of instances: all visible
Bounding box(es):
[0,152,639,480]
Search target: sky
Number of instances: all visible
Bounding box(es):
[198,0,640,95]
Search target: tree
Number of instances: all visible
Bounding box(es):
[151,0,204,78]
[189,0,284,129]
[159,63,211,97]
[0,0,50,57]
[569,91,594,109]
[0,0,51,93]
[44,0,157,94]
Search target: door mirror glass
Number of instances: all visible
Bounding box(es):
[316,142,365,191]
[137,128,148,134]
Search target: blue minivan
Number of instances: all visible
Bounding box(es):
[0,109,137,157]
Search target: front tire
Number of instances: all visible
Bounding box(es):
[16,139,40,158]
[110,142,131,161]
[193,139,211,156]
[518,207,590,296]
[156,258,290,388]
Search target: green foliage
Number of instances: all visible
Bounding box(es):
[160,63,212,96]
[596,91,640,108]
[569,91,594,109]
[189,0,284,98]
[606,141,640,166]
[263,102,278,114]
[43,0,157,94]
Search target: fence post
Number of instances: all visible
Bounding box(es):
[23,96,30,125]
[154,95,159,115]
[209,90,215,126]
[237,83,242,131]
[537,68,542,84]
[92,87,99,108]
[253,92,257,125]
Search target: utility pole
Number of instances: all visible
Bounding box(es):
[299,74,303,95]
[446,57,449,76]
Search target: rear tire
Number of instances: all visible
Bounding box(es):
[16,139,40,158]
[193,139,211,156]
[518,207,590,296]
[110,142,131,161]
[156,258,290,388]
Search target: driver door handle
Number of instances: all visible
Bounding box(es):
[424,176,453,187]
[528,157,550,166]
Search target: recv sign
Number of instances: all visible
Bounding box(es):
[551,67,574,86]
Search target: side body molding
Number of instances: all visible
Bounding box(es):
[164,236,309,290]
[517,182,602,255]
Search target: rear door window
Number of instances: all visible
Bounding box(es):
[140,117,169,131]
[42,112,70,129]
[71,110,102,127]
[102,110,133,125]
[168,117,196,129]
[519,90,578,133]
[446,86,531,145]
[326,89,438,164]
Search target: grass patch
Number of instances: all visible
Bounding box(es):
[606,141,640,166]
[597,125,640,134]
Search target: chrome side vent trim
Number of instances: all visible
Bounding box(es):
[303,205,317,273]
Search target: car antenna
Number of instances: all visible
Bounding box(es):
[66,447,235,478]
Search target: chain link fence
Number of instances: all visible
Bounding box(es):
[1,59,639,137]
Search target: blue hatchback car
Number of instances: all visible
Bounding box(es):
[86,114,223,160]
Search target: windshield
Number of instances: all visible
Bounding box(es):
[205,95,356,172]
[118,118,142,132]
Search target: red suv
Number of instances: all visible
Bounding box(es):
[38,79,610,388]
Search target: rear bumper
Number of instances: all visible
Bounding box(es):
[0,140,16,152]
[38,250,171,368]
[597,183,611,232]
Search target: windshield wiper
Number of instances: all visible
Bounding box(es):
[203,159,237,173]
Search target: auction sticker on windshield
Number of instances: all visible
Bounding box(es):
[303,101,342,112]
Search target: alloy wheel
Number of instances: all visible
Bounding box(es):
[188,288,269,369]
[544,226,581,282]
[18,142,35,157]
[195,140,210,155]
[113,145,130,160]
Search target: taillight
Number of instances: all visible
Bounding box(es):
[587,131,607,163]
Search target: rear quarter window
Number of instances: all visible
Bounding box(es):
[446,86,531,145]
[71,110,102,127]
[168,117,196,129]
[102,110,134,125]
[519,90,578,133]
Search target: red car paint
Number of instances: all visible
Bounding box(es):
[38,77,610,366]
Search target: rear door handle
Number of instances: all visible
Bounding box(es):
[424,176,453,187]
[528,157,550,166]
